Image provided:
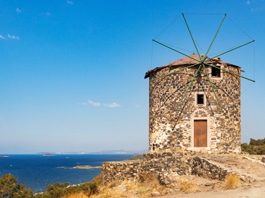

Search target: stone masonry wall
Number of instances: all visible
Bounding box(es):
[148,63,241,153]
[101,152,193,184]
[192,156,229,180]
[101,153,233,184]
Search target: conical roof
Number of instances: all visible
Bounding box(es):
[164,54,201,66]
[144,54,240,79]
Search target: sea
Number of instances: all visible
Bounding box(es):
[0,154,133,193]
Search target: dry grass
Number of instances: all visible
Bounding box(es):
[139,171,151,183]
[90,173,167,198]
[62,192,89,198]
[224,174,241,189]
[88,174,230,198]
[93,175,101,186]
[107,180,119,188]
[180,181,192,192]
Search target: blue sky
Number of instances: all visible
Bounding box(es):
[0,0,264,154]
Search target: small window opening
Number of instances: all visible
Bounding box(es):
[197,94,204,105]
[212,66,221,77]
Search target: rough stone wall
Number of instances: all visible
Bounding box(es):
[101,152,194,184]
[192,157,229,180]
[148,63,241,153]
[101,153,233,184]
[101,160,142,184]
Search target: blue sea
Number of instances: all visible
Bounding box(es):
[0,154,133,193]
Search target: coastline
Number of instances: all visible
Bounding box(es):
[0,154,133,193]
[73,165,102,169]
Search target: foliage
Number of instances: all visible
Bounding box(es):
[128,155,144,160]
[241,138,265,155]
[0,173,33,198]
[92,175,101,186]
[224,174,240,189]
[34,175,100,198]
[250,138,265,146]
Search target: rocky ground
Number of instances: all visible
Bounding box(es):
[92,154,265,198]
[159,154,265,198]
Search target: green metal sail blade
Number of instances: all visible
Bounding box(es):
[182,13,201,60]
[204,14,226,58]
[152,39,200,62]
[211,40,255,59]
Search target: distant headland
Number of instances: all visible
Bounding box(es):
[73,165,102,169]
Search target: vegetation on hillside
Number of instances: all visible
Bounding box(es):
[0,173,33,198]
[0,173,100,198]
[34,175,100,198]
[241,138,265,155]
[128,155,144,160]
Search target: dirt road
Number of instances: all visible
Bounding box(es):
[160,182,265,198]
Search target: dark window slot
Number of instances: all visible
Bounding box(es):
[197,94,204,105]
[212,66,221,77]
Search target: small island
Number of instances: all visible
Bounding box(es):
[43,153,55,156]
[73,165,102,169]
[0,155,9,157]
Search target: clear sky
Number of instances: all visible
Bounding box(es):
[0,0,264,154]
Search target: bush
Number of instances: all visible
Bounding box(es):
[250,138,265,146]
[241,138,265,155]
[93,175,101,186]
[34,183,69,198]
[224,174,240,189]
[34,175,101,198]
[0,173,33,198]
[78,181,98,196]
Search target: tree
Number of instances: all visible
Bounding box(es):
[0,174,33,198]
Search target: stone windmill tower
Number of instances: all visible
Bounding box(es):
[145,14,255,154]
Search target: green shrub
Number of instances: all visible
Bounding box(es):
[250,138,265,146]
[34,175,100,198]
[242,138,265,155]
[0,174,33,198]
[93,175,101,186]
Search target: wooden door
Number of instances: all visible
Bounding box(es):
[194,120,207,147]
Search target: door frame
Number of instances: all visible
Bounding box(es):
[190,116,211,150]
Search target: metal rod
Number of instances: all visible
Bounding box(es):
[204,63,255,82]
[176,64,202,112]
[182,13,201,60]
[151,63,200,81]
[211,40,255,59]
[152,39,200,62]
[204,14,226,58]
[203,64,223,112]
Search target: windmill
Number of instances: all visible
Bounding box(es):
[151,13,255,113]
[145,13,255,153]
